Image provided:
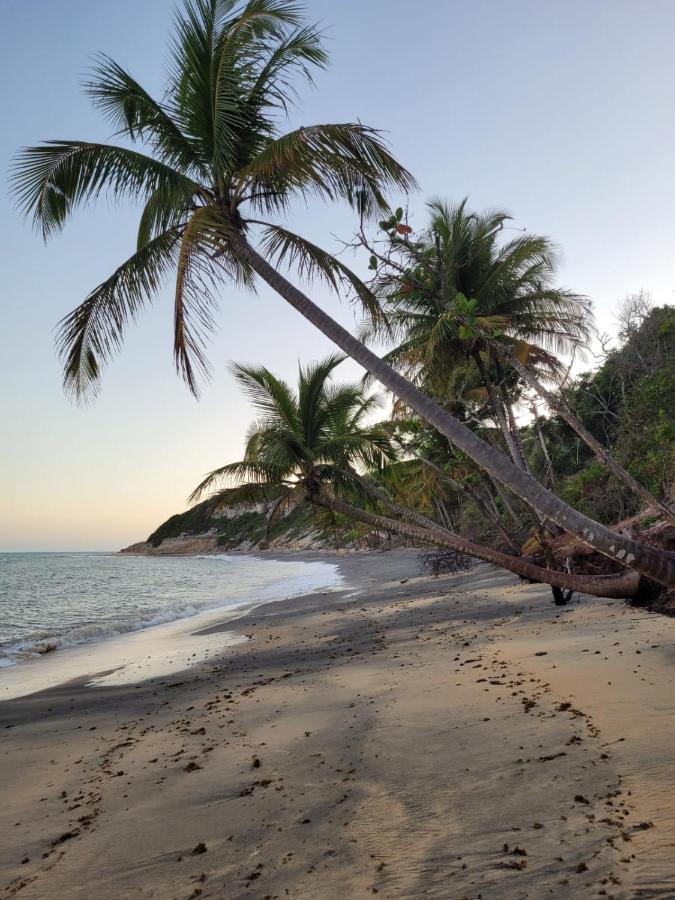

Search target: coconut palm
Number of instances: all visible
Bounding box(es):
[190,354,395,527]
[12,0,673,586]
[192,357,641,598]
[363,200,674,521]
[363,200,591,466]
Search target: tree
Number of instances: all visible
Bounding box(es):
[361,200,590,462]
[190,354,394,524]
[191,356,641,599]
[360,201,673,522]
[12,0,673,587]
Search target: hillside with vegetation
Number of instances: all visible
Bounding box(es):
[129,302,673,608]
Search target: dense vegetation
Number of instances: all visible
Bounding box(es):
[147,499,216,547]
[147,488,355,549]
[533,305,674,524]
[147,304,673,600]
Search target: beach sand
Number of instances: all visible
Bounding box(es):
[1,550,674,899]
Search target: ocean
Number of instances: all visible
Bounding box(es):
[0,552,341,693]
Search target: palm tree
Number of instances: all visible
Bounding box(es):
[362,200,590,466]
[363,199,674,522]
[12,0,673,587]
[190,354,394,527]
[192,356,641,599]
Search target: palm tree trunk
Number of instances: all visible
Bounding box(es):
[233,235,675,589]
[531,402,555,487]
[472,350,525,469]
[474,352,552,541]
[500,382,531,474]
[311,491,641,599]
[494,342,675,526]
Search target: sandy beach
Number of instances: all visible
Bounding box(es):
[1,550,674,899]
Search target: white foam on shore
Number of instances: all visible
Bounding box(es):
[0,554,342,667]
[0,556,343,701]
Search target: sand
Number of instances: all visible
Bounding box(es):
[1,550,674,899]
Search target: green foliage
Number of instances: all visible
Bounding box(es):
[385,304,673,537]
[557,462,638,523]
[215,511,267,548]
[147,499,215,546]
[612,364,675,497]
[529,306,675,523]
[363,199,590,423]
[188,355,396,541]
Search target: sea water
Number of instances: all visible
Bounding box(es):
[0,552,341,698]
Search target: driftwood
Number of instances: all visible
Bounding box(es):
[418,550,476,578]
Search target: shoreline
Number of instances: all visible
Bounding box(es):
[0,551,346,699]
[2,551,674,898]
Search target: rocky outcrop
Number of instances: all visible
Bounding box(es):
[120,535,220,555]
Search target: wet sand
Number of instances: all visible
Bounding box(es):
[1,550,674,899]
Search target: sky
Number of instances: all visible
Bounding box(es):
[2,0,675,551]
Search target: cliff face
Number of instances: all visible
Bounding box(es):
[121,496,409,556]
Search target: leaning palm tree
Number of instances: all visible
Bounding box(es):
[12,0,673,587]
[363,200,674,522]
[192,357,641,598]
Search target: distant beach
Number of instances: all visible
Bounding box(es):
[2,551,674,898]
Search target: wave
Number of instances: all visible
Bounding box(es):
[0,602,206,667]
[0,556,342,669]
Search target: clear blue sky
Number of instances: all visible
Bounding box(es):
[2,0,674,551]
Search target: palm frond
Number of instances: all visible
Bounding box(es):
[56,228,181,401]
[243,23,327,117]
[265,484,304,535]
[136,180,198,249]
[85,54,204,174]
[297,353,345,446]
[11,141,200,239]
[230,362,300,431]
[236,123,416,217]
[259,224,384,324]
[189,458,272,502]
[207,481,280,513]
[173,208,221,394]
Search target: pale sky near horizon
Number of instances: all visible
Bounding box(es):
[2,0,675,551]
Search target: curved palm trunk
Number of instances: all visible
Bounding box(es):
[311,492,641,599]
[234,235,675,589]
[355,471,586,604]
[494,342,675,526]
[475,354,554,542]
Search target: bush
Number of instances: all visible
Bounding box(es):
[557,462,639,524]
